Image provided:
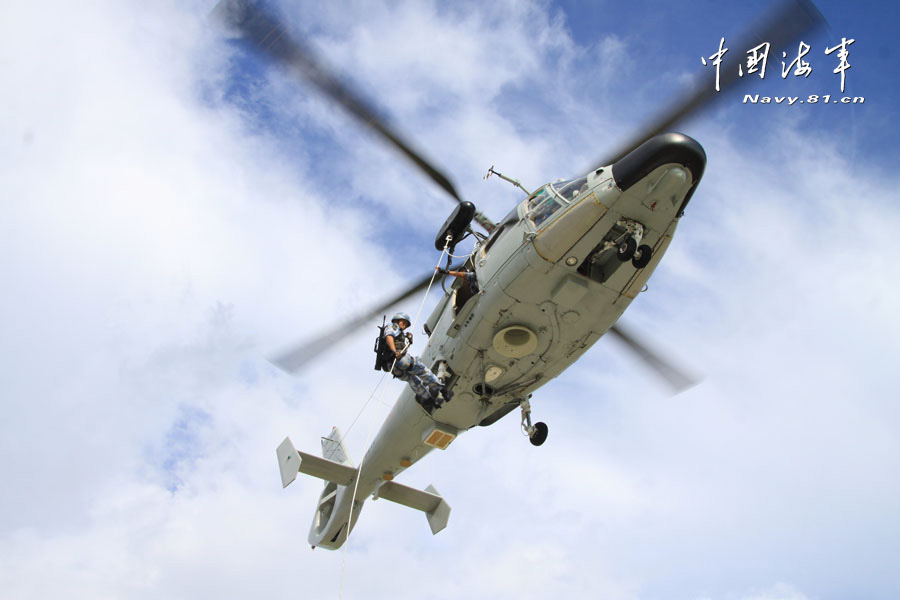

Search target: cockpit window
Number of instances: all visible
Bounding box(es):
[526,178,586,227]
[552,177,588,202]
[526,187,561,226]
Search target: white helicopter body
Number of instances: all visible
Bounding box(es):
[277,134,704,549]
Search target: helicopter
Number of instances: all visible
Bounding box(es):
[213,0,825,550]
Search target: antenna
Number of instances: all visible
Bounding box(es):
[483,165,532,196]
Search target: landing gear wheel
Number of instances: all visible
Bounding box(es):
[519,397,547,446]
[632,244,652,268]
[616,237,637,262]
[529,422,548,446]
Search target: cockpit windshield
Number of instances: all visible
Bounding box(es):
[552,176,588,202]
[526,176,588,226]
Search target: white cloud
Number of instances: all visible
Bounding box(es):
[740,582,810,600]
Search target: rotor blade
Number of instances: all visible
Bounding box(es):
[212,0,464,205]
[607,324,698,394]
[590,0,826,171]
[270,271,437,373]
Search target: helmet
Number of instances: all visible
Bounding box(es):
[391,312,411,325]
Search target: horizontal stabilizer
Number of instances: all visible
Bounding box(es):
[276,437,357,488]
[297,451,356,485]
[376,482,451,535]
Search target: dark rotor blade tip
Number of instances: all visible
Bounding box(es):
[608,325,698,394]
[589,0,827,171]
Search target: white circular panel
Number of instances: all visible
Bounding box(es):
[492,325,538,358]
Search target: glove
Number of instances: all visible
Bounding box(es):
[436,267,449,275]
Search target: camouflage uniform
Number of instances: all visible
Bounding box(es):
[384,322,442,400]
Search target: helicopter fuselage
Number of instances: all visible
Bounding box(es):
[300,132,706,549]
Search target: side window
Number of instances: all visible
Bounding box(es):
[526,188,550,213]
[529,193,563,226]
[481,224,507,256]
[481,204,519,257]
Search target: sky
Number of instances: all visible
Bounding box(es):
[2,1,899,599]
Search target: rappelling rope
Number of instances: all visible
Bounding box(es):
[338,237,452,599]
[335,238,452,444]
[335,373,388,444]
[447,247,478,260]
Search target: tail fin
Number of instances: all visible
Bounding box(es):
[376,482,451,534]
[276,437,302,488]
[320,427,353,466]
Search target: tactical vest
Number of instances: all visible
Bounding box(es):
[374,322,409,371]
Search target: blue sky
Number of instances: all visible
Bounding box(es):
[2,1,899,599]
[555,0,895,153]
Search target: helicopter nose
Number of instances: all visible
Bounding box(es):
[611,132,706,215]
[532,133,706,265]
